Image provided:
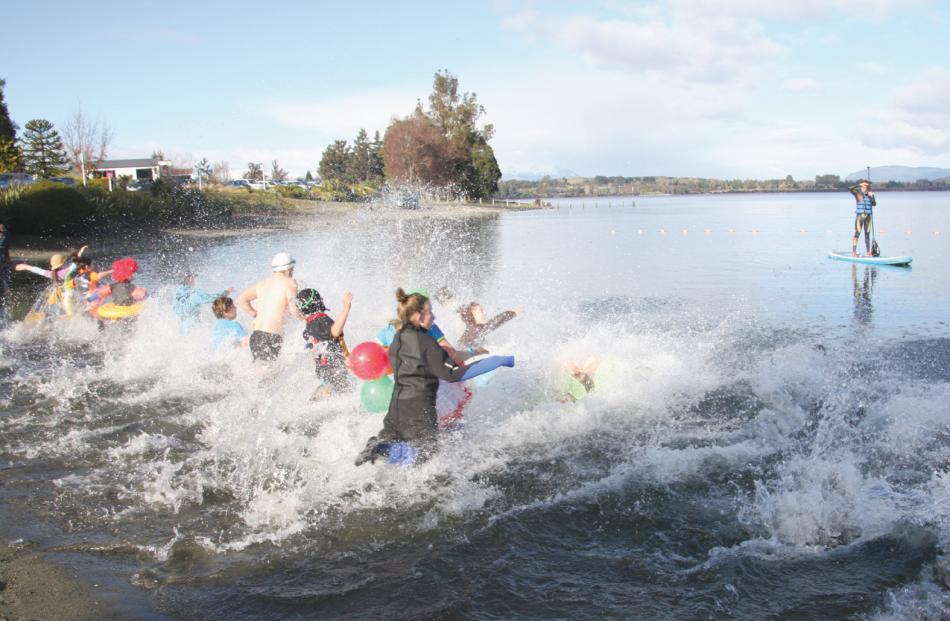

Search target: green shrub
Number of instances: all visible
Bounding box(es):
[276,185,309,199]
[314,179,356,202]
[0,181,94,234]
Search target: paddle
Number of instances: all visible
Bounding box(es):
[867,166,881,257]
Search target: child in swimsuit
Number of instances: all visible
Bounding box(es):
[296,288,353,393]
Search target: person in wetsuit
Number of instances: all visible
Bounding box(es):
[356,288,468,464]
[849,179,876,257]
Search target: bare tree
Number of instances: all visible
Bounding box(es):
[270,159,288,182]
[211,160,230,184]
[243,162,263,182]
[62,104,113,180]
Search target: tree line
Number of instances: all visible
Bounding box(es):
[496,173,950,198]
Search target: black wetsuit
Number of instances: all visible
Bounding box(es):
[378,324,466,452]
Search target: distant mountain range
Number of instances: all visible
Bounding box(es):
[844,166,950,183]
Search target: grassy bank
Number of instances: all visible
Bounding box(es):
[0,180,234,236]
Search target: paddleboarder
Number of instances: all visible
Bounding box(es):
[849,179,876,257]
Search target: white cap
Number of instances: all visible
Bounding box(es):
[271,252,296,272]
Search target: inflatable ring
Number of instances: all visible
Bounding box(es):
[96,302,144,320]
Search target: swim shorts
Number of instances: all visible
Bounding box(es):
[249,330,282,362]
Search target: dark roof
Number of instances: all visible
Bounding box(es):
[97,158,159,169]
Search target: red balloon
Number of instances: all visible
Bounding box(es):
[349,341,390,380]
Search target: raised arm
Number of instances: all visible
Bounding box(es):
[331,292,353,338]
[15,264,52,278]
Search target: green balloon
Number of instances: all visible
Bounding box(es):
[361,376,394,413]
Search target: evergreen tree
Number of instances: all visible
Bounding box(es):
[21,119,68,177]
[463,137,502,199]
[370,131,385,180]
[0,78,17,144]
[0,79,22,172]
[349,129,372,183]
[319,140,351,183]
[0,138,23,173]
[305,170,314,183]
[348,128,385,184]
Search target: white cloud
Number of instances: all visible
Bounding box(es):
[504,8,782,83]
[783,78,820,93]
[858,61,888,75]
[863,69,950,155]
[669,0,924,21]
[260,90,420,136]
[479,66,758,176]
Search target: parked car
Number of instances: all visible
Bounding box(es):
[127,179,153,192]
[394,190,420,209]
[247,180,265,190]
[47,176,77,187]
[227,179,251,189]
[0,172,35,189]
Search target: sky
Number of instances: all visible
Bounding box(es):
[3,0,949,181]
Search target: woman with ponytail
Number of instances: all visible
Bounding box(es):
[356,289,469,465]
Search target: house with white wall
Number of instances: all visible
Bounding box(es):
[93,158,172,181]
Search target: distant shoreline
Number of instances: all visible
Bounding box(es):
[499,186,950,201]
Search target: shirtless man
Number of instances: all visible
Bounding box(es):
[236,252,301,361]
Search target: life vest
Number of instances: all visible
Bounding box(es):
[855,194,874,215]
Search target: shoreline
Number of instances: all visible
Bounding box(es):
[6,198,539,262]
[0,541,131,621]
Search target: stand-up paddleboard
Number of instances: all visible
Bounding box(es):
[828,251,912,266]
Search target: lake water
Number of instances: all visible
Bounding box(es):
[1,191,949,619]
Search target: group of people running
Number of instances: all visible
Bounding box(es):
[2,183,880,464]
[172,251,521,465]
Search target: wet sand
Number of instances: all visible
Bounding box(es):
[0,541,124,621]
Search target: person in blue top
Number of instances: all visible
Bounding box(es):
[211,296,248,349]
[173,273,231,334]
[849,179,877,257]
